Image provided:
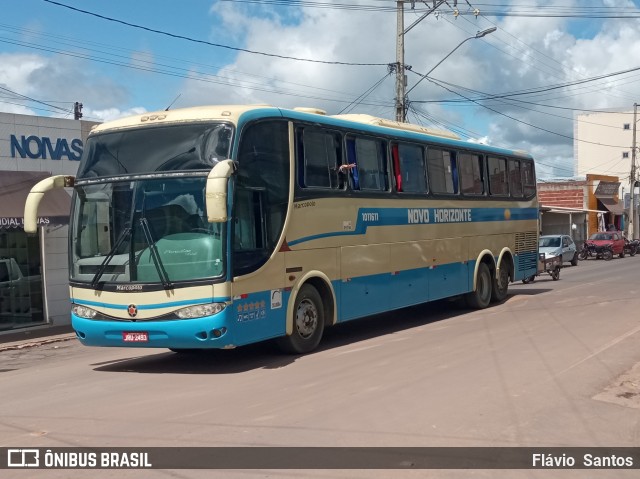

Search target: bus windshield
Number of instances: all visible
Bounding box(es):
[70,177,224,285]
[76,122,233,178]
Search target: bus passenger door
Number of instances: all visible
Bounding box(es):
[231,187,287,344]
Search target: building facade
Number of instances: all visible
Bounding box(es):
[575,109,634,181]
[0,112,99,334]
[538,175,623,246]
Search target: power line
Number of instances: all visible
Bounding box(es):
[0,85,71,115]
[42,0,388,67]
[417,74,631,149]
[338,72,391,114]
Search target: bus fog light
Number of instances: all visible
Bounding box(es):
[72,305,98,319]
[211,327,227,338]
[176,303,226,319]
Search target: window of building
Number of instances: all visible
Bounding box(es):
[624,123,631,130]
[392,142,427,193]
[427,148,458,194]
[623,152,629,159]
[459,152,484,195]
[0,231,44,331]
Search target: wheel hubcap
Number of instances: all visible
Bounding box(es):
[295,299,318,339]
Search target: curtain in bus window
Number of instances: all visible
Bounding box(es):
[346,138,360,190]
[459,153,484,195]
[398,143,427,193]
[354,138,387,191]
[427,148,457,194]
[488,157,509,196]
[302,129,341,188]
[392,144,402,191]
[509,159,524,197]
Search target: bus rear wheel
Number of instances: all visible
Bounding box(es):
[277,284,325,354]
[491,259,510,303]
[466,263,492,309]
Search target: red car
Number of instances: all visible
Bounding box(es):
[580,231,626,260]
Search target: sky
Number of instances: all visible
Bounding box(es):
[2,0,640,179]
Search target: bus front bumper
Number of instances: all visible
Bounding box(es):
[71,312,236,349]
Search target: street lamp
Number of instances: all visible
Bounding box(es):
[403,27,496,122]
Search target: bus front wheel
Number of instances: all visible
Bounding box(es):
[466,263,492,309]
[277,284,325,354]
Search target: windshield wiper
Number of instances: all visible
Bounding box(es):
[138,217,173,290]
[156,147,196,171]
[91,227,131,287]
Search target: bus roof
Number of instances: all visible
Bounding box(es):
[331,114,460,140]
[88,104,532,159]
[88,104,279,134]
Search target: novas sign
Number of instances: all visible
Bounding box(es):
[10,135,83,161]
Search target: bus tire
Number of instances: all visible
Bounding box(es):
[466,263,492,309]
[491,259,510,303]
[277,284,324,354]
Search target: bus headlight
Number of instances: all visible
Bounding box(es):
[176,303,226,319]
[72,304,98,319]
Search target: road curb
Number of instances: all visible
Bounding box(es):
[0,333,77,352]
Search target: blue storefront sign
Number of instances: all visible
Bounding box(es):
[10,135,83,161]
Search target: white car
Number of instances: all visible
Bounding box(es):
[539,235,578,266]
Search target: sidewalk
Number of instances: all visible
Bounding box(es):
[0,325,76,351]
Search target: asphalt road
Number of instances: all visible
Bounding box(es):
[1,256,640,479]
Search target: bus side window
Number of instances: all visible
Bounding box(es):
[509,159,524,198]
[459,153,485,195]
[348,136,388,192]
[297,128,343,189]
[395,142,427,193]
[488,156,509,196]
[234,120,289,276]
[522,160,536,197]
[427,147,458,194]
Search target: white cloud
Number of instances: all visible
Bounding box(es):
[85,106,147,122]
[4,0,640,180]
[0,52,145,121]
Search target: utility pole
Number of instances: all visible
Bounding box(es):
[394,0,447,123]
[74,101,83,120]
[394,1,406,122]
[630,103,637,239]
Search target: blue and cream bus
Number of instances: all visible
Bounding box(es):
[25,105,538,354]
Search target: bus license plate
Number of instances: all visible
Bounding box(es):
[123,332,149,342]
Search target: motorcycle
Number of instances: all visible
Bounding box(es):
[624,238,639,257]
[578,241,613,261]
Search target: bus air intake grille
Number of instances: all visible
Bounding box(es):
[515,231,538,272]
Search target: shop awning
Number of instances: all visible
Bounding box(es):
[597,197,625,215]
[593,181,624,216]
[0,171,72,229]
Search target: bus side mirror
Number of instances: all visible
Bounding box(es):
[24,175,75,234]
[205,160,236,223]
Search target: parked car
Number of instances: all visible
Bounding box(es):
[582,231,626,258]
[538,234,578,266]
